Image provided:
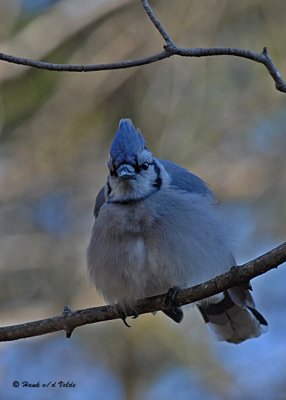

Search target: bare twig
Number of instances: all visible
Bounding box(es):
[0,50,171,72]
[171,45,286,92]
[141,0,175,47]
[0,241,285,342]
[0,1,286,92]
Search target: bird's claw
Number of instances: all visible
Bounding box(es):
[132,311,139,319]
[121,317,131,328]
[165,286,180,309]
[116,305,138,327]
[164,286,184,323]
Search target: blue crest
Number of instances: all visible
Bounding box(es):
[110,119,146,166]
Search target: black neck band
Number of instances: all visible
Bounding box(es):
[107,187,159,205]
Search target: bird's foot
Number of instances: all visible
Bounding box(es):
[163,286,184,323]
[62,306,74,338]
[116,305,138,327]
[132,311,139,319]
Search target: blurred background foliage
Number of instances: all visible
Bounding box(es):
[0,0,286,399]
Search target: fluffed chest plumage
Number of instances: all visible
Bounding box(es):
[87,190,193,304]
[87,195,162,304]
[87,189,233,305]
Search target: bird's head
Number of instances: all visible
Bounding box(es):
[106,119,167,203]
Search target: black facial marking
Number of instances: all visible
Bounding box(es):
[110,169,118,177]
[107,190,156,205]
[107,181,112,195]
[134,160,141,173]
[110,157,152,176]
[152,163,162,189]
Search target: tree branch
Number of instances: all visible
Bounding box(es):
[0,50,172,72]
[0,1,286,92]
[141,0,175,47]
[0,241,285,342]
[169,45,286,92]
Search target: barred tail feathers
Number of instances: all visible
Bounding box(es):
[198,287,268,344]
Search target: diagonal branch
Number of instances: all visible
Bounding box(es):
[141,0,175,46]
[0,241,285,342]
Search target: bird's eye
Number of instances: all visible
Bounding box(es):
[141,162,149,170]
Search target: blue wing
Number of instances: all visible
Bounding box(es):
[159,159,213,198]
[93,186,106,218]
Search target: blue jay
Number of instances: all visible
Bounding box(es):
[87,119,268,343]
